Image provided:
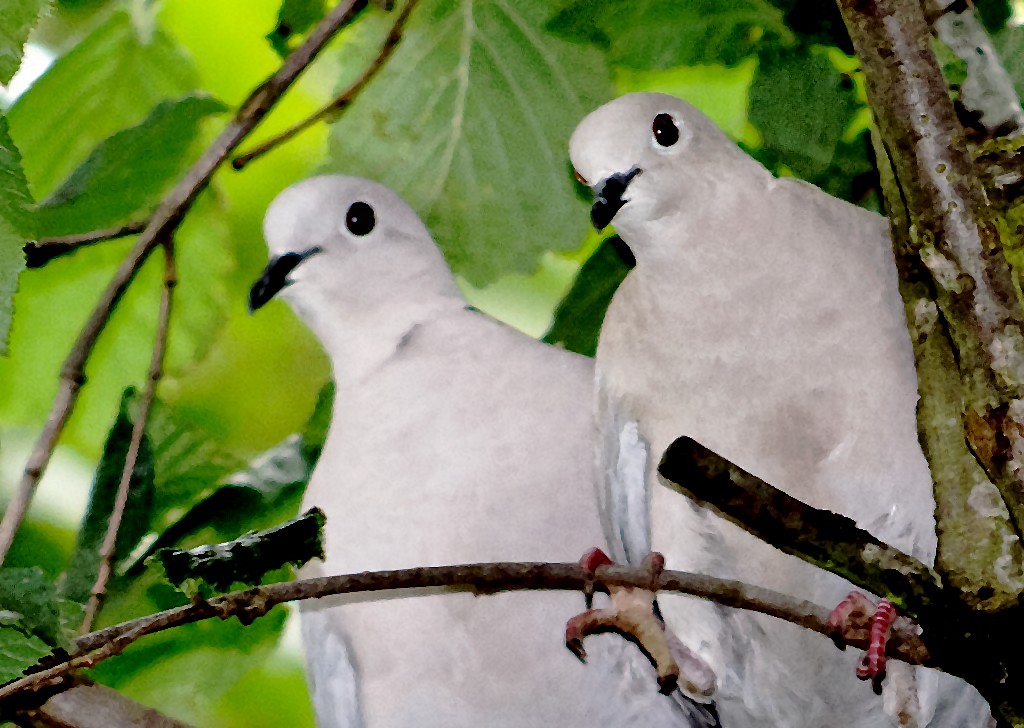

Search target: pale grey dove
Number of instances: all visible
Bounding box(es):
[568,92,992,728]
[249,175,714,727]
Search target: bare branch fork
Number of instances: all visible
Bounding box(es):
[0,0,372,563]
[0,559,931,704]
[232,0,420,170]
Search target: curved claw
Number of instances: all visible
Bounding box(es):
[565,549,686,695]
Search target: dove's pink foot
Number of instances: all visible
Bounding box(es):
[565,548,680,694]
[829,591,896,694]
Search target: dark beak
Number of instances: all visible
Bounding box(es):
[591,167,642,230]
[248,246,322,313]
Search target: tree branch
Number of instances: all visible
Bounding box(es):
[22,221,149,269]
[657,436,946,617]
[0,561,930,704]
[17,678,193,728]
[837,0,1024,586]
[0,0,370,564]
[81,240,176,634]
[232,0,419,171]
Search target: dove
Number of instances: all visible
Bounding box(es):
[248,175,712,727]
[568,93,991,727]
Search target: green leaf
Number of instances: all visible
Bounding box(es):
[0,215,22,357]
[7,11,200,199]
[154,508,325,598]
[0,0,51,85]
[34,95,227,237]
[62,389,156,607]
[324,0,613,284]
[143,399,247,536]
[933,37,969,89]
[299,381,333,464]
[543,235,632,357]
[136,434,313,567]
[0,567,66,646]
[126,388,331,574]
[0,113,33,356]
[748,47,862,180]
[0,624,49,684]
[993,27,1024,102]
[547,0,792,70]
[0,114,33,236]
[267,0,326,57]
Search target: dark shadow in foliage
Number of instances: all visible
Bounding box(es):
[974,0,1013,33]
[544,235,634,358]
[765,0,854,53]
[61,389,155,607]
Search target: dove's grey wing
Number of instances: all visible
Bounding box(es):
[594,371,651,567]
[299,584,362,728]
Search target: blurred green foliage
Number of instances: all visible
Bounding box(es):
[0,0,1020,725]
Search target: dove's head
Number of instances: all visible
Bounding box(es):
[249,175,461,355]
[569,93,748,243]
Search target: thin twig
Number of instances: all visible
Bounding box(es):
[0,561,931,703]
[0,0,370,564]
[80,240,176,634]
[232,0,419,171]
[23,221,149,269]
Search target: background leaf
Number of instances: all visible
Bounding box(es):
[0,113,33,355]
[543,235,632,357]
[0,622,49,684]
[0,566,69,646]
[7,11,200,199]
[547,0,792,69]
[35,94,227,237]
[323,0,613,284]
[748,46,863,180]
[0,0,51,85]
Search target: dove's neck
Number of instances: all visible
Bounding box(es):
[297,277,467,388]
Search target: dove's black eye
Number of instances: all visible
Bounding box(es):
[345,201,375,236]
[652,113,679,147]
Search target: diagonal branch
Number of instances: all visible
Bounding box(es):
[80,240,176,634]
[23,221,149,268]
[657,436,946,618]
[0,0,370,564]
[232,0,420,170]
[0,561,930,705]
